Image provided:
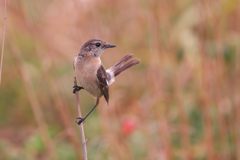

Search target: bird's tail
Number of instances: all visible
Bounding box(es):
[106,54,140,85]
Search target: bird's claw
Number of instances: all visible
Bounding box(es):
[76,117,86,125]
[73,85,84,93]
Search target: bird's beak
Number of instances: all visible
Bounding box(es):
[104,44,116,49]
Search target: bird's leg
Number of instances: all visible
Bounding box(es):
[73,85,84,93]
[76,99,99,125]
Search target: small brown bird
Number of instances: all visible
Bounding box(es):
[73,39,140,125]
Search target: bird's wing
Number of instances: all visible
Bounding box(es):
[96,65,109,104]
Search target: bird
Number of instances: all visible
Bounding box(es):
[73,39,140,125]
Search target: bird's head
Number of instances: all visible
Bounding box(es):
[79,39,116,58]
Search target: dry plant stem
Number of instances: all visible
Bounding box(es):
[198,1,214,159]
[0,0,8,86]
[10,43,58,160]
[35,44,82,159]
[74,77,87,160]
[23,1,83,156]
[48,79,82,159]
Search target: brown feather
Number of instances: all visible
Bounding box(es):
[96,65,109,104]
[111,54,133,69]
[114,58,140,77]
[108,55,140,77]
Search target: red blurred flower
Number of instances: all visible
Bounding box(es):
[121,119,136,135]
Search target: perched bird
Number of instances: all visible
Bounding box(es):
[73,39,140,125]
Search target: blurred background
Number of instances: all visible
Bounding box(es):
[0,0,240,160]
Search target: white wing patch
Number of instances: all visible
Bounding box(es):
[106,69,115,85]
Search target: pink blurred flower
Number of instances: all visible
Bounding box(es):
[121,119,136,135]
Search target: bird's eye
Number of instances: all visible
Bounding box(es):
[95,43,101,47]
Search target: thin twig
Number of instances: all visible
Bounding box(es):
[0,0,8,86]
[74,77,87,160]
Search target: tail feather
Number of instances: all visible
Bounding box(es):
[113,58,140,77]
[106,54,140,85]
[111,54,133,69]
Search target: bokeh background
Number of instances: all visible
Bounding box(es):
[0,0,240,160]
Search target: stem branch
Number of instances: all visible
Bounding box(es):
[74,77,87,160]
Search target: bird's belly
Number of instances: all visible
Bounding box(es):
[75,65,102,98]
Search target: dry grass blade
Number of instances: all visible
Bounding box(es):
[74,77,87,160]
[0,0,8,86]
[10,44,58,160]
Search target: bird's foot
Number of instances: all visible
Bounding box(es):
[76,117,86,125]
[73,85,84,93]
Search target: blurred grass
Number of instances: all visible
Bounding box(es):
[0,0,240,160]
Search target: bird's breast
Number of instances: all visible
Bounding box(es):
[75,57,102,98]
